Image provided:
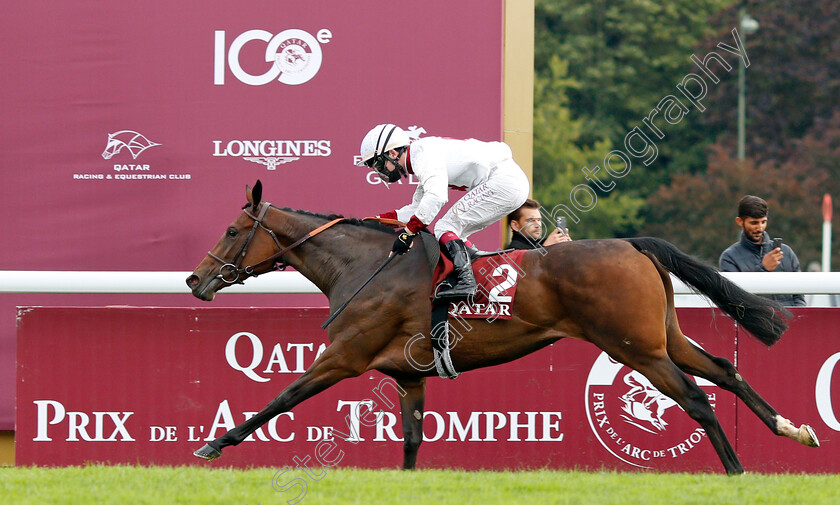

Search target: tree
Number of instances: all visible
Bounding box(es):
[701,0,840,162]
[644,0,840,268]
[644,113,840,267]
[533,56,644,238]
[535,0,736,235]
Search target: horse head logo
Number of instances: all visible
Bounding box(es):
[618,371,678,433]
[102,130,161,160]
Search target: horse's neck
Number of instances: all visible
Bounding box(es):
[269,210,389,297]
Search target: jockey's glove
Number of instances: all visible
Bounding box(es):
[391,231,415,255]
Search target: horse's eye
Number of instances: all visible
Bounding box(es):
[227,228,238,237]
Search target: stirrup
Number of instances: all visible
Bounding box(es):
[434,345,459,379]
[431,300,459,379]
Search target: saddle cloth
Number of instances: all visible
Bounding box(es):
[432,248,528,320]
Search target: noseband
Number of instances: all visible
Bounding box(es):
[206,202,344,285]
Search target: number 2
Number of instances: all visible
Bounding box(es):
[488,264,518,303]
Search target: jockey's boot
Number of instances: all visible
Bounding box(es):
[466,243,482,261]
[438,239,477,301]
[466,243,498,260]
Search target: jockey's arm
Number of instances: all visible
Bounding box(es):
[402,170,447,232]
[393,185,424,223]
[379,186,423,222]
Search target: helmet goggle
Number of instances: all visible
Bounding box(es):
[369,152,404,183]
[364,155,387,171]
[364,125,406,182]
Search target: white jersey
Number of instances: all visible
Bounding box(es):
[395,136,515,226]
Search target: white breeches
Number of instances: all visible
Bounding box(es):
[433,159,530,240]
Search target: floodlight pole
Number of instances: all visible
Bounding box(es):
[737,8,758,161]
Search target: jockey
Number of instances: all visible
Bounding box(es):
[358,123,530,300]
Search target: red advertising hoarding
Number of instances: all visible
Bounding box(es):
[17,307,837,472]
[0,1,506,429]
[736,309,840,473]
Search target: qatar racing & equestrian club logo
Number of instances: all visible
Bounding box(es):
[82,129,188,182]
[101,130,161,160]
[584,337,721,469]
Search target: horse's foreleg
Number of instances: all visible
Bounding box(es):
[635,357,744,474]
[397,378,426,470]
[667,335,819,448]
[194,350,361,461]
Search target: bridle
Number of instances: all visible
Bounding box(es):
[206,201,344,285]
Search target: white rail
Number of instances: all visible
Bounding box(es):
[1,271,839,295]
[0,271,320,294]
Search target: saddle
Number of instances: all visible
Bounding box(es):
[365,220,526,379]
[418,232,527,379]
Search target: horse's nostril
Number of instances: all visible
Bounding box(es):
[186,275,200,288]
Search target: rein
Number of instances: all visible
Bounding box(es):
[206,203,405,285]
[207,202,344,285]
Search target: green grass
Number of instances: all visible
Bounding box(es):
[1,466,839,505]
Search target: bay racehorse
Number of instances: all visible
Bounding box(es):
[185,181,819,474]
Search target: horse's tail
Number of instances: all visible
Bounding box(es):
[624,237,791,346]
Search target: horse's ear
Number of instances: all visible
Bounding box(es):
[253,180,262,206]
[246,180,263,208]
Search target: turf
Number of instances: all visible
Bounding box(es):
[1,466,839,505]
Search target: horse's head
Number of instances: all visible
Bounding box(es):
[186,181,282,301]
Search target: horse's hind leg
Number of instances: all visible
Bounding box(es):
[640,245,818,449]
[633,356,744,474]
[666,330,819,448]
[194,345,362,460]
[397,378,426,470]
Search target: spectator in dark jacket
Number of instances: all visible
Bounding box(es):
[506,198,570,250]
[719,195,806,306]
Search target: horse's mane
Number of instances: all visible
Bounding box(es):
[276,207,398,235]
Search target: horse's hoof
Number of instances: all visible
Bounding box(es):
[194,443,222,460]
[800,424,820,447]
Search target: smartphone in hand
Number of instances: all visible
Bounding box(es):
[556,216,568,236]
[771,237,783,250]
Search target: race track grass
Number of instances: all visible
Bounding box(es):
[2,466,839,505]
